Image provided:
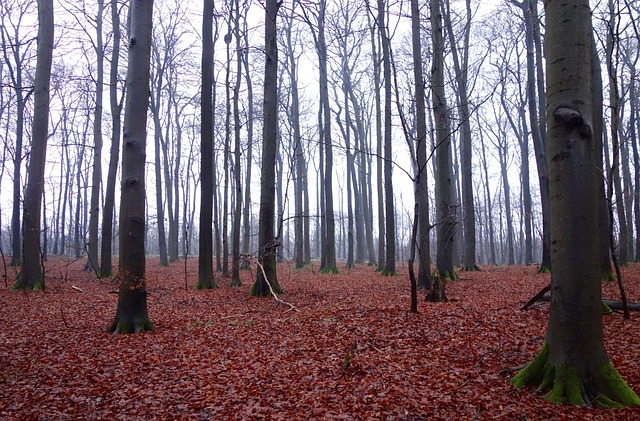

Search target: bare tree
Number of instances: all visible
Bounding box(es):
[13,0,53,289]
[251,0,282,296]
[512,0,639,405]
[197,0,217,290]
[109,0,154,333]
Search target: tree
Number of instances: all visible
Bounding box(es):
[1,0,36,266]
[251,0,282,296]
[429,0,455,301]
[100,0,125,277]
[85,0,105,273]
[377,0,396,276]
[410,0,431,289]
[13,0,53,290]
[511,0,640,406]
[109,0,154,333]
[197,0,217,290]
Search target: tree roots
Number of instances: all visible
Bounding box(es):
[512,342,640,407]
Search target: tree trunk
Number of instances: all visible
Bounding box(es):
[444,0,476,271]
[410,0,431,288]
[251,0,282,296]
[85,0,104,273]
[109,0,155,334]
[100,0,124,278]
[14,0,54,290]
[230,0,243,286]
[431,0,455,287]
[512,1,639,405]
[377,0,396,276]
[197,0,217,290]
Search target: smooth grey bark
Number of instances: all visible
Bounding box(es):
[85,0,104,273]
[444,0,476,271]
[100,0,124,277]
[109,0,154,333]
[512,0,639,405]
[251,0,282,296]
[230,0,243,286]
[431,0,455,289]
[410,0,431,288]
[241,12,254,266]
[377,0,396,276]
[605,0,628,266]
[197,0,216,290]
[14,0,53,289]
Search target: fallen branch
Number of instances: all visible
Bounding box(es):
[521,284,550,310]
[255,259,299,313]
[523,288,640,312]
[71,285,83,292]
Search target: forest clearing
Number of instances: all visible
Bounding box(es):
[1,258,638,420]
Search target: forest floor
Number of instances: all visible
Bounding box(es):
[1,257,639,420]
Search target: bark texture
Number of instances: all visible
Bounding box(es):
[109,0,154,333]
[512,0,639,406]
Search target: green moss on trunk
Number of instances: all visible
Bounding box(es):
[321,266,340,274]
[109,318,153,334]
[196,278,218,290]
[512,342,640,407]
[380,268,397,276]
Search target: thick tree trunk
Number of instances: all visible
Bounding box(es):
[512,0,639,405]
[14,0,54,290]
[251,0,282,296]
[109,0,155,333]
[197,0,217,290]
[431,0,455,285]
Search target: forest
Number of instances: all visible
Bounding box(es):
[1,0,640,418]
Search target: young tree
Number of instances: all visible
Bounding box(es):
[109,0,154,333]
[429,0,455,300]
[197,0,217,290]
[251,0,282,296]
[100,0,124,277]
[512,0,640,406]
[377,0,396,276]
[13,0,53,290]
[410,0,431,288]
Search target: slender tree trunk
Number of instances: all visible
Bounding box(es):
[230,0,243,286]
[14,0,53,289]
[411,0,431,288]
[101,0,124,277]
[197,0,217,290]
[377,0,396,276]
[430,0,455,292]
[241,15,254,267]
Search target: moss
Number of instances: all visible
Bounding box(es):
[321,266,340,274]
[595,361,640,407]
[344,263,356,269]
[544,364,586,405]
[380,268,398,276]
[110,318,154,334]
[601,301,613,315]
[513,343,640,408]
[196,278,218,290]
[512,342,550,389]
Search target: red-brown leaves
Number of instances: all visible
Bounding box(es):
[1,259,639,419]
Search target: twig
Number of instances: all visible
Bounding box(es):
[254,258,299,313]
[71,285,83,292]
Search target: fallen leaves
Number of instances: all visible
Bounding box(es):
[0,259,639,419]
